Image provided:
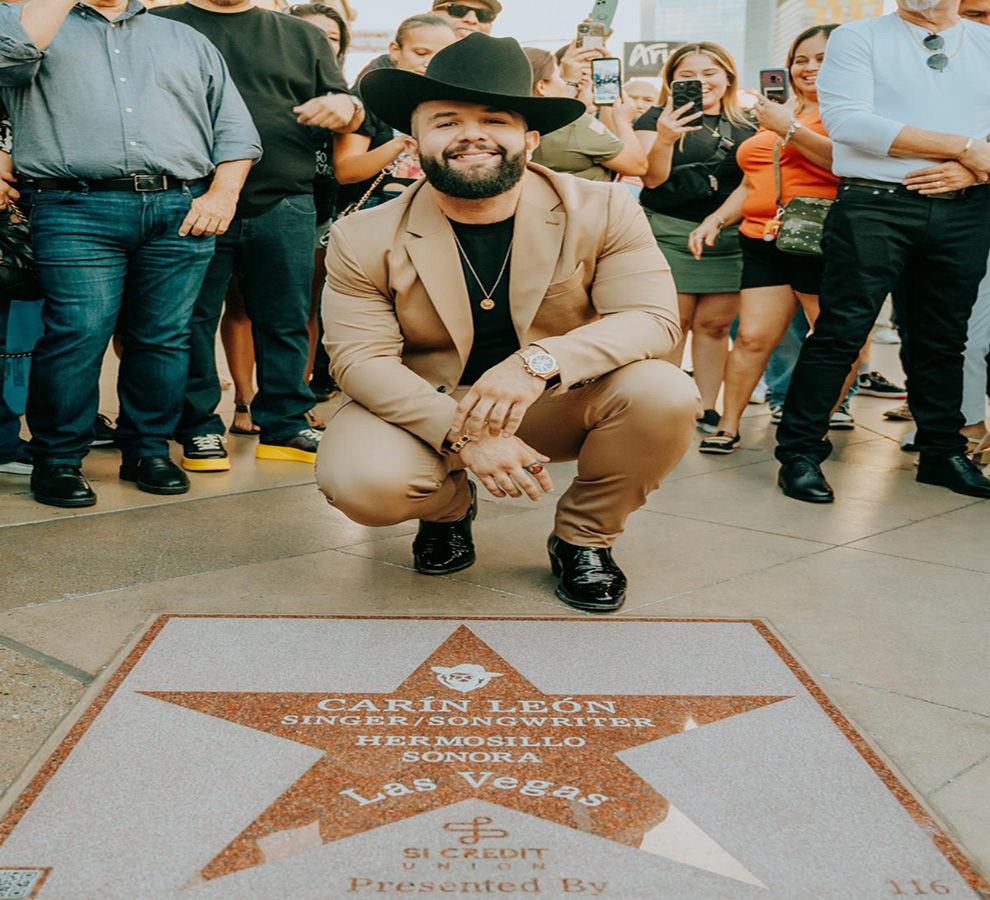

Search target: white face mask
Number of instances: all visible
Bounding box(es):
[902,0,943,11]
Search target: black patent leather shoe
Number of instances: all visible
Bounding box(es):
[547,535,627,613]
[413,482,477,575]
[777,457,834,503]
[917,453,990,498]
[119,456,190,495]
[30,464,97,508]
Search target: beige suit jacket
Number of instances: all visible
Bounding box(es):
[322,163,681,453]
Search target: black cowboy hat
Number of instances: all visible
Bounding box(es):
[359,32,585,137]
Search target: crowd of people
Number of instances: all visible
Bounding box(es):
[1,0,989,607]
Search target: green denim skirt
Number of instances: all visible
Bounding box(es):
[645,208,743,295]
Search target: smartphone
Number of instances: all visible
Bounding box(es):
[588,0,619,32]
[576,21,606,50]
[760,68,789,104]
[591,57,622,106]
[670,79,704,119]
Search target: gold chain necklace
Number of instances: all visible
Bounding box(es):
[451,228,514,311]
[900,16,967,71]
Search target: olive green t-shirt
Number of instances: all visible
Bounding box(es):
[532,114,623,182]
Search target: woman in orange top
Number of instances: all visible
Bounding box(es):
[688,25,840,453]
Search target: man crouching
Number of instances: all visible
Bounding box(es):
[318,33,699,612]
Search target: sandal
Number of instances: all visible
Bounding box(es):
[967,433,990,467]
[305,408,327,432]
[699,431,740,454]
[229,404,261,436]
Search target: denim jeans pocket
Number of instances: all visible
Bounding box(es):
[31,189,76,204]
[282,194,316,215]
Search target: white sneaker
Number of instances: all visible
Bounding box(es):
[749,380,768,405]
[770,404,784,425]
[829,403,855,430]
[0,457,33,475]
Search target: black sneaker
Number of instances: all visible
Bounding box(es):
[256,428,322,464]
[181,434,230,472]
[857,371,906,399]
[696,408,720,434]
[829,402,855,430]
[91,413,117,448]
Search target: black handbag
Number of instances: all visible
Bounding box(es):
[642,119,735,213]
[0,202,42,305]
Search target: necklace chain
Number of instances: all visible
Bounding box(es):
[451,228,514,311]
[900,16,967,60]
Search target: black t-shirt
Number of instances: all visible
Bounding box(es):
[451,216,519,385]
[357,53,396,81]
[633,109,756,222]
[152,4,350,218]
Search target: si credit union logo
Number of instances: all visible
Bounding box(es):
[443,817,510,845]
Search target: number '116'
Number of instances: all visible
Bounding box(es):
[889,882,950,895]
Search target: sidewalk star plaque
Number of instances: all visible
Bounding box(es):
[0,616,986,900]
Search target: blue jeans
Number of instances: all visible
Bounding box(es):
[26,185,215,465]
[178,194,317,442]
[0,300,29,463]
[765,307,809,408]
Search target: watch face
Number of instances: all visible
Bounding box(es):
[528,353,557,375]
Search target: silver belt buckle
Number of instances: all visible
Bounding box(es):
[133,174,167,192]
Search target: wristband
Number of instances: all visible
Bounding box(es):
[712,214,726,227]
[781,117,802,147]
[957,137,974,162]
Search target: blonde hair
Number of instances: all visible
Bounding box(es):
[660,42,750,129]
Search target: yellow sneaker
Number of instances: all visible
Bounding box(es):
[256,428,322,464]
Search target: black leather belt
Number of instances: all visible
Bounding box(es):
[26,175,210,193]
[841,177,967,201]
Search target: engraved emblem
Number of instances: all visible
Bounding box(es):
[430,663,503,693]
[443,816,509,845]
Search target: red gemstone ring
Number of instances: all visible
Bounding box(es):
[524,462,544,475]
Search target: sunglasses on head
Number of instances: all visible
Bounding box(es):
[438,3,497,23]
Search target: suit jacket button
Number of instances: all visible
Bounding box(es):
[437,386,447,393]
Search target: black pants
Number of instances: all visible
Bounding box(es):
[177,195,317,443]
[776,183,990,463]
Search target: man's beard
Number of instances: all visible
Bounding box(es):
[420,144,527,200]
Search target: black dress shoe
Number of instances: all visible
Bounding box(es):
[30,465,97,508]
[547,535,627,613]
[119,456,190,495]
[917,453,990,498]
[777,456,834,503]
[413,482,477,575]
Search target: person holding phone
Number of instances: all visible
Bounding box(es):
[633,44,757,434]
[687,26,843,454]
[525,48,647,182]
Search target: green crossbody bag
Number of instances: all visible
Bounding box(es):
[770,140,833,258]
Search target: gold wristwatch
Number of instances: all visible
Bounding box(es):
[516,347,561,384]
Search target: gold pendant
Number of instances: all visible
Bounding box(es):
[480,298,495,311]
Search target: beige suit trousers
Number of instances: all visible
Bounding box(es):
[316,360,700,548]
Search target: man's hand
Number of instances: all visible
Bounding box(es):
[451,354,547,439]
[178,186,238,237]
[0,171,22,211]
[458,433,553,500]
[960,139,990,184]
[294,94,357,131]
[904,160,978,194]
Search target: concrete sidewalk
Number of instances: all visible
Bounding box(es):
[1,343,988,881]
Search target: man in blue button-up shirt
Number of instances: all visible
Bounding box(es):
[0,0,262,507]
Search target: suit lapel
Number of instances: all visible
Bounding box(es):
[406,184,473,368]
[508,172,565,342]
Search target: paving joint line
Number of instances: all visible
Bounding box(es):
[927,748,990,796]
[0,479,317,531]
[841,543,990,578]
[819,674,990,721]
[0,634,95,685]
